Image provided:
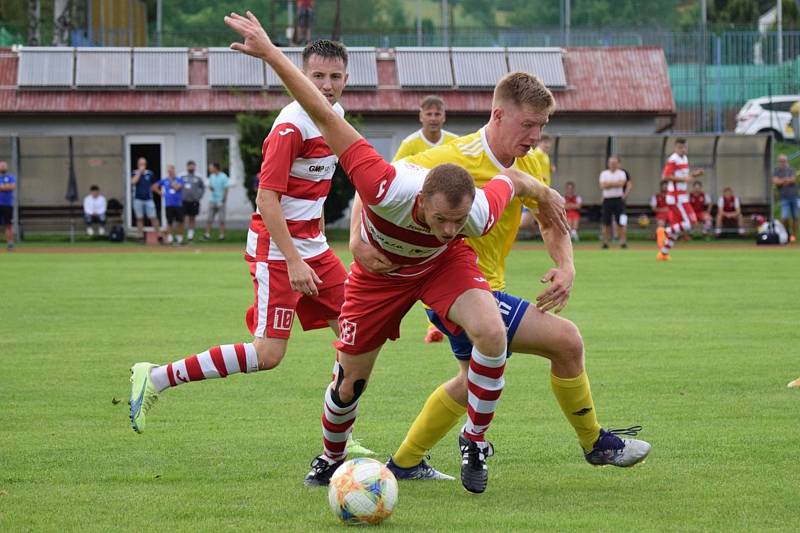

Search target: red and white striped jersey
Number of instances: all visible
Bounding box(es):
[718,195,740,213]
[246,100,345,262]
[340,139,514,277]
[662,153,690,205]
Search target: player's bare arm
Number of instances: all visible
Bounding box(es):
[257,188,322,296]
[503,167,569,235]
[535,218,575,314]
[349,194,397,274]
[225,11,360,157]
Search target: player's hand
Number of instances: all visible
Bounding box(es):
[537,188,570,235]
[350,238,398,274]
[287,258,322,296]
[225,11,275,60]
[535,266,574,313]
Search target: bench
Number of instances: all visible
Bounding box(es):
[19,204,123,239]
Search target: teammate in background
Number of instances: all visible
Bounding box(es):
[0,160,16,251]
[131,157,159,240]
[393,95,459,344]
[689,181,712,237]
[225,11,571,493]
[362,77,649,479]
[519,134,554,236]
[656,138,704,260]
[158,165,185,245]
[181,160,205,243]
[204,162,230,240]
[772,154,798,242]
[563,181,582,241]
[650,180,669,228]
[599,155,628,249]
[393,95,458,162]
[715,187,745,236]
[129,41,363,448]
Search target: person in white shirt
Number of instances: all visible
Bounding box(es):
[598,155,628,249]
[83,185,107,236]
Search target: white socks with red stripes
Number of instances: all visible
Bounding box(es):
[149,343,259,393]
[321,381,359,462]
[462,344,507,442]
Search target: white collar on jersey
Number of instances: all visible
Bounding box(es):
[419,128,447,148]
[479,126,509,171]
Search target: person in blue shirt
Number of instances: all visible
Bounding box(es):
[158,164,186,245]
[204,162,230,240]
[131,157,160,238]
[0,160,16,251]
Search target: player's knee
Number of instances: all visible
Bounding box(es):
[559,321,585,364]
[467,316,507,356]
[330,365,368,407]
[253,340,287,371]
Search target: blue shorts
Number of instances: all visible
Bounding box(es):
[425,291,530,360]
[780,198,798,220]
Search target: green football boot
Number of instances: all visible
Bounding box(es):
[345,435,377,456]
[129,362,159,433]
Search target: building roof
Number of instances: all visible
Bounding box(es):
[0,46,674,117]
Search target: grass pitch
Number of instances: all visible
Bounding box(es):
[1,242,798,531]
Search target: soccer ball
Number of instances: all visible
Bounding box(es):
[328,457,398,525]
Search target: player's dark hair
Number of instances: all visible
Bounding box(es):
[565,180,575,187]
[210,162,221,171]
[694,180,703,187]
[90,185,99,191]
[302,40,348,68]
[187,160,196,166]
[675,138,687,145]
[422,164,475,207]
[540,134,552,142]
[420,95,445,110]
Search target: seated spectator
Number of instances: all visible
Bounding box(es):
[715,187,745,236]
[689,181,712,236]
[158,165,185,245]
[563,181,582,241]
[83,185,107,236]
[650,180,669,228]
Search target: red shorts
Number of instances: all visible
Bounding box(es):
[566,211,580,222]
[335,241,491,355]
[245,248,347,339]
[668,202,697,227]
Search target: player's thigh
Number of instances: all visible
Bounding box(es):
[447,288,505,344]
[509,305,583,360]
[252,335,289,370]
[245,260,302,340]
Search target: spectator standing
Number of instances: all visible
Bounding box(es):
[158,165,185,245]
[131,157,159,239]
[0,160,16,251]
[296,0,314,44]
[772,154,798,242]
[204,162,230,241]
[689,181,713,236]
[599,155,627,249]
[563,181,582,241]
[715,187,745,236]
[82,185,107,236]
[181,160,205,243]
[650,180,669,228]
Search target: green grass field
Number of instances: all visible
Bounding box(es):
[1,242,798,531]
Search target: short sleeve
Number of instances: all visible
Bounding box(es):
[338,139,397,205]
[259,122,304,193]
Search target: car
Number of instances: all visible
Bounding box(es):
[735,95,799,140]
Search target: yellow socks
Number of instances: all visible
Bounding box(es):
[392,385,466,468]
[550,370,602,452]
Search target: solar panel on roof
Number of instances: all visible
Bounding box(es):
[75,48,131,88]
[17,47,74,88]
[451,48,507,88]
[507,48,566,88]
[344,48,378,88]
[395,47,452,87]
[265,48,303,87]
[208,48,265,88]
[133,48,188,88]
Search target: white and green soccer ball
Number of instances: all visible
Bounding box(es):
[328,457,398,525]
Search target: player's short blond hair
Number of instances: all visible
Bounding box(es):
[493,71,555,114]
[420,95,445,110]
[422,164,475,207]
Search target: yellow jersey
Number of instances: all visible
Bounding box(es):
[403,127,547,291]
[531,147,552,184]
[392,129,459,162]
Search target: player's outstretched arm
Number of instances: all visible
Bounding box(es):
[225,11,360,157]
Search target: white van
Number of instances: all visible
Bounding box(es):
[735,95,799,140]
